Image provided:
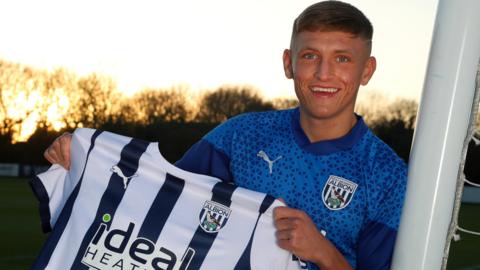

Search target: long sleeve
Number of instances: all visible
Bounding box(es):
[29,128,97,232]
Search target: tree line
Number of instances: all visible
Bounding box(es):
[0,60,296,142]
[1,58,478,168]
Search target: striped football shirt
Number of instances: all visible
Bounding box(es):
[30,128,304,270]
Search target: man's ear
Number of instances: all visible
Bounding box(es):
[360,56,376,85]
[283,49,294,79]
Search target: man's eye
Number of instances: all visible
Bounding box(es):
[303,53,317,60]
[336,56,349,63]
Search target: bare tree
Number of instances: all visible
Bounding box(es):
[355,90,392,126]
[73,73,122,128]
[195,85,274,123]
[0,60,51,142]
[126,86,192,124]
[272,98,299,110]
[41,68,79,130]
[385,98,418,129]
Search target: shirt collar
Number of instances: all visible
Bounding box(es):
[291,107,368,155]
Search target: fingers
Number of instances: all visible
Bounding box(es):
[274,207,306,236]
[275,214,299,231]
[44,146,59,164]
[275,219,300,241]
[273,206,318,251]
[276,228,292,241]
[275,222,303,251]
[275,229,294,249]
[273,207,333,265]
[274,208,301,249]
[43,132,72,170]
[59,134,71,169]
[274,206,307,221]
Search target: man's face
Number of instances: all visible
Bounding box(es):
[283,30,376,124]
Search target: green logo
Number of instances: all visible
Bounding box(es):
[102,213,111,223]
[327,197,341,208]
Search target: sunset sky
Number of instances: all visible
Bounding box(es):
[0,0,438,100]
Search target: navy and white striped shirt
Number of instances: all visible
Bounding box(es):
[30,128,303,270]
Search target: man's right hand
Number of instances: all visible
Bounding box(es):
[44,132,72,170]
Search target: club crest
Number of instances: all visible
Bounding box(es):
[199,201,231,233]
[322,175,358,210]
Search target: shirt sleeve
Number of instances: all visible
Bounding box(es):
[175,139,233,183]
[29,128,94,232]
[356,156,408,270]
[29,164,69,232]
[175,116,243,182]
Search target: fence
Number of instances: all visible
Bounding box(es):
[0,163,50,177]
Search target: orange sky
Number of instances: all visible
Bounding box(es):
[0,0,438,100]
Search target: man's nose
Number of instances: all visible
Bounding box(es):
[315,60,333,81]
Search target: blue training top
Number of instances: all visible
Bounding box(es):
[176,108,407,270]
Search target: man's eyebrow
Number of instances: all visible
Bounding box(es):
[296,47,359,55]
[297,46,318,51]
[333,49,355,54]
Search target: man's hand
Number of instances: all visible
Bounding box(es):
[274,206,353,270]
[43,132,72,170]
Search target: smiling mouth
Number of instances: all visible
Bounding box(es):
[311,87,339,93]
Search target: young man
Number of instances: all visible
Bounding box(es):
[44,1,407,269]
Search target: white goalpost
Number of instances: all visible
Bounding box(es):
[391,0,480,269]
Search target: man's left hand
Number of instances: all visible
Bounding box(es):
[273,206,353,270]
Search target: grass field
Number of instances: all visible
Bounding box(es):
[0,177,478,269]
[447,203,480,270]
[0,177,47,269]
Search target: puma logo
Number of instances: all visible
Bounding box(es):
[110,165,138,189]
[257,150,282,174]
